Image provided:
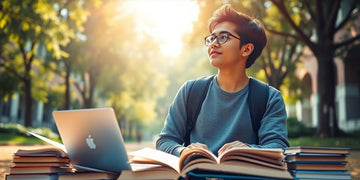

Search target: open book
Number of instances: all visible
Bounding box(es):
[120,147,292,179]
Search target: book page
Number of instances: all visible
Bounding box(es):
[179,147,218,171]
[129,148,180,173]
[130,163,163,171]
[28,131,67,153]
[219,147,284,161]
[15,147,68,157]
[220,152,285,166]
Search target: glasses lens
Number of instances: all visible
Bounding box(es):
[205,35,215,46]
[217,33,229,44]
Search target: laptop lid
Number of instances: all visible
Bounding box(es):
[53,107,131,173]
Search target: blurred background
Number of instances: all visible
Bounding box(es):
[0,0,359,145]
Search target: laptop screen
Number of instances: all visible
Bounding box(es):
[53,107,131,173]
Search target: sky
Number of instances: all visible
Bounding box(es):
[122,0,200,57]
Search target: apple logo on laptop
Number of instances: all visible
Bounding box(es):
[86,135,96,149]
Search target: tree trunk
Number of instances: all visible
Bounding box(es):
[316,50,340,137]
[270,71,282,90]
[24,78,33,127]
[64,62,71,110]
[83,71,96,108]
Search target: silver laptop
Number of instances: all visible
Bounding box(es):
[53,107,131,173]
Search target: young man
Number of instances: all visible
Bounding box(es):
[156,4,289,157]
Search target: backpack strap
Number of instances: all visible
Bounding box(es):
[248,78,269,144]
[184,75,214,146]
[184,76,269,146]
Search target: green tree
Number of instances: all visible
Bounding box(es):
[258,3,305,93]
[0,0,91,127]
[182,0,304,98]
[59,0,170,138]
[269,0,360,137]
[227,0,305,94]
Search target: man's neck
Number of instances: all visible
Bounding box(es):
[216,70,249,93]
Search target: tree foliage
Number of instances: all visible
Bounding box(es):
[269,0,360,137]
[2,0,358,140]
[0,0,94,127]
[59,0,169,138]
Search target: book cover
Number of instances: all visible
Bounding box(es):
[9,166,74,174]
[12,162,70,167]
[285,153,347,162]
[12,156,70,163]
[286,161,347,171]
[289,170,351,180]
[284,146,349,155]
[14,147,68,158]
[58,172,119,180]
[5,173,59,180]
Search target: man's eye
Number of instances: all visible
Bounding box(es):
[219,35,228,41]
[208,36,216,41]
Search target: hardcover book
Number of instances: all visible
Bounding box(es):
[286,160,347,171]
[285,153,347,162]
[6,147,73,180]
[284,146,349,155]
[284,146,351,179]
[289,170,351,180]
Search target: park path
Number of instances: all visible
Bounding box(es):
[1,142,360,179]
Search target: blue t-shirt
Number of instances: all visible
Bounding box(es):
[156,76,289,157]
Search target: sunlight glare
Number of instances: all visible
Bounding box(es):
[123,0,199,57]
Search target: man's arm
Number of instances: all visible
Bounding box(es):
[249,87,290,149]
[156,81,190,157]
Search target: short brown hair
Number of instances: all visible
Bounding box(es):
[208,4,267,68]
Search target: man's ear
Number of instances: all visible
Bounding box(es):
[241,43,254,57]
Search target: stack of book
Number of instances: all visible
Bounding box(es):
[5,147,119,180]
[5,147,74,180]
[284,146,351,180]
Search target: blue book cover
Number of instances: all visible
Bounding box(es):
[284,146,349,155]
[286,160,347,164]
[289,170,351,180]
[185,171,292,180]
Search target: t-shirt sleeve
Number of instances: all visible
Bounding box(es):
[156,81,190,156]
[248,86,290,149]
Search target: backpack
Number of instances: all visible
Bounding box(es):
[184,75,269,146]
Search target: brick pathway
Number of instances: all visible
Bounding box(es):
[1,143,359,179]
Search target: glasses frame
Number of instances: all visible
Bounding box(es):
[204,31,241,46]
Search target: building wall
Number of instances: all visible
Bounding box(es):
[297,48,360,132]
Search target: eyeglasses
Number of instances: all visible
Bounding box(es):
[204,31,240,46]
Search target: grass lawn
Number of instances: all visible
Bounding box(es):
[1,132,360,149]
[289,136,360,149]
[0,133,59,145]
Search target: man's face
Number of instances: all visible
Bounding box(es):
[207,21,242,69]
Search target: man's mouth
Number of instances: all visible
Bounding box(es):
[210,51,221,56]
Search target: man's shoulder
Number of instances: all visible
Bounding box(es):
[184,75,215,90]
[249,78,280,93]
[248,78,283,102]
[267,85,285,104]
[190,75,215,83]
